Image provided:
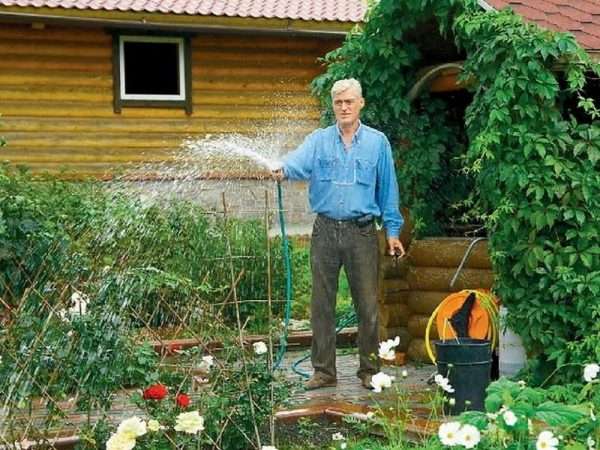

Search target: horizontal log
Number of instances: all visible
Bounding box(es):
[378,303,411,327]
[378,278,410,304]
[192,35,331,51]
[0,40,111,58]
[1,54,111,72]
[379,255,410,280]
[192,65,320,79]
[407,267,494,292]
[0,102,321,120]
[407,338,433,363]
[0,70,112,87]
[0,149,177,164]
[408,314,439,339]
[0,118,317,136]
[379,288,409,305]
[378,326,411,352]
[192,51,319,66]
[409,238,491,269]
[0,70,314,92]
[0,25,110,42]
[407,291,453,315]
[2,132,186,148]
[0,86,318,107]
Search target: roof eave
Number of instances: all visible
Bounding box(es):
[0,6,355,37]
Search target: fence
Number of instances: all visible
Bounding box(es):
[0,168,303,449]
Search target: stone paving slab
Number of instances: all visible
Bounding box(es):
[277,349,438,411]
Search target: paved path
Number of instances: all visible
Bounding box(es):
[278,349,438,412]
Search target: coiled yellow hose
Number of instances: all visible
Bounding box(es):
[425,289,499,364]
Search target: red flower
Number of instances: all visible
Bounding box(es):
[176,393,190,408]
[167,343,183,354]
[142,384,168,401]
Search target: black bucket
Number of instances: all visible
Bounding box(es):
[435,338,492,415]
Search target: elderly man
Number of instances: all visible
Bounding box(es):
[275,78,404,389]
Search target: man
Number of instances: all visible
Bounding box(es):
[274,78,404,389]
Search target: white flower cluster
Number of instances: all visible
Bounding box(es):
[57,290,90,321]
[332,432,347,449]
[106,417,147,450]
[378,336,400,360]
[370,371,395,393]
[438,422,481,448]
[198,355,214,373]
[106,412,204,450]
[434,374,455,393]
[584,363,599,382]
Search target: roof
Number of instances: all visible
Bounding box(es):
[0,0,367,23]
[0,1,598,50]
[486,0,600,50]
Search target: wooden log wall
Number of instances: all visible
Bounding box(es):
[0,22,337,177]
[376,211,412,351]
[404,238,493,362]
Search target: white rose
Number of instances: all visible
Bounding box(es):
[174,411,205,434]
[117,416,147,439]
[253,341,268,355]
[147,419,162,432]
[106,433,136,450]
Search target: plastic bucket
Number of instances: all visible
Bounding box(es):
[498,306,527,378]
[435,338,492,414]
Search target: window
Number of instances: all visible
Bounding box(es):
[113,34,192,114]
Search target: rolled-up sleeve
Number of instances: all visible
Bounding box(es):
[376,137,404,238]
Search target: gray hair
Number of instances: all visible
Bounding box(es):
[331,78,363,99]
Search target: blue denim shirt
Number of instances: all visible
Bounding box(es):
[282,122,404,238]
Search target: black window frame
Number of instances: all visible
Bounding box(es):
[112,32,193,114]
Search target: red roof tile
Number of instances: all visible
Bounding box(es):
[0,0,368,22]
[487,0,600,49]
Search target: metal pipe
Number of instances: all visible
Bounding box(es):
[450,237,487,288]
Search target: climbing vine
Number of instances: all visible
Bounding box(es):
[312,0,600,382]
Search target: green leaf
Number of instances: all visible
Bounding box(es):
[532,402,588,426]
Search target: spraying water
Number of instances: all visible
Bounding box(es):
[179,133,285,173]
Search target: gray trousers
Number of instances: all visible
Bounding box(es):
[310,214,380,380]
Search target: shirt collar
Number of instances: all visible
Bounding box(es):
[336,121,363,144]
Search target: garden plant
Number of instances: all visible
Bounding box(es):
[1,0,599,447]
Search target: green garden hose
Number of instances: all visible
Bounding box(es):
[274,180,293,370]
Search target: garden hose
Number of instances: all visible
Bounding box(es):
[291,312,357,378]
[273,180,293,370]
[424,289,500,364]
[273,180,357,376]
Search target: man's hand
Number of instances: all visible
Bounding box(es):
[272,169,284,181]
[387,237,405,259]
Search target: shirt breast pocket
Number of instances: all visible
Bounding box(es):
[356,158,376,186]
[315,158,335,181]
